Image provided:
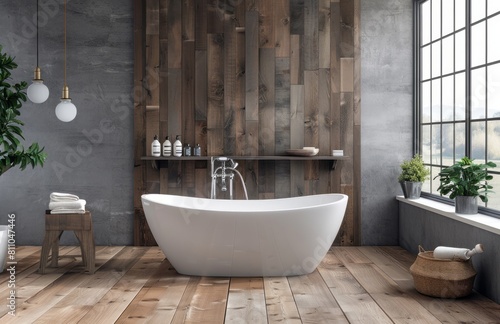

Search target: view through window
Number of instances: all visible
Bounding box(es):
[417,0,500,212]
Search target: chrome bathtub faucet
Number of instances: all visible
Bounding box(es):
[210,157,248,200]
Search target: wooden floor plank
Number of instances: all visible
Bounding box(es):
[225,278,267,323]
[264,277,301,324]
[334,248,442,324]
[78,247,165,323]
[33,247,146,323]
[0,246,123,323]
[288,270,348,323]
[0,246,81,319]
[116,258,190,323]
[8,246,40,262]
[0,246,63,287]
[0,246,498,324]
[319,250,392,324]
[358,246,414,281]
[179,277,229,324]
[379,247,500,323]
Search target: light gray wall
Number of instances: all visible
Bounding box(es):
[360,0,414,245]
[399,201,500,303]
[0,0,134,245]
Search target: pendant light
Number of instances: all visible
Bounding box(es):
[55,0,77,122]
[27,0,50,104]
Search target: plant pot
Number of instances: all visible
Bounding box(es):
[455,196,478,214]
[400,181,422,199]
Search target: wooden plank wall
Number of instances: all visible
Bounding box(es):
[134,0,361,246]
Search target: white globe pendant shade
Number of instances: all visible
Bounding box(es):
[27,80,49,103]
[55,98,77,122]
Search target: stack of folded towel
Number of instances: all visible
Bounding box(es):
[48,192,86,214]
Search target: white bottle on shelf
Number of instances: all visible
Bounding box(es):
[151,135,161,157]
[162,136,172,157]
[173,135,182,157]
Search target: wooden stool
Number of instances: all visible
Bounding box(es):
[39,211,95,274]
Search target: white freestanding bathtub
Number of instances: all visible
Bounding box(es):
[141,193,348,277]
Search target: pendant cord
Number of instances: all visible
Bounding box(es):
[64,0,67,88]
[36,0,39,67]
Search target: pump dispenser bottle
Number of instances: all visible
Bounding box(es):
[174,135,183,157]
[151,135,161,157]
[162,136,172,156]
[194,144,201,156]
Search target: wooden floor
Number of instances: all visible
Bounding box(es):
[0,246,499,323]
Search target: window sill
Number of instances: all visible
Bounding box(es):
[397,196,500,235]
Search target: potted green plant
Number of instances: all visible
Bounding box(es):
[0,45,46,175]
[435,157,496,214]
[399,154,430,199]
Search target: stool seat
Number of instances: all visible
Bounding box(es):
[39,211,95,274]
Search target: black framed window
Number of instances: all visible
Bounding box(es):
[415,0,500,214]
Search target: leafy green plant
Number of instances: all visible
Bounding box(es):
[0,45,46,175]
[399,154,430,183]
[435,156,496,202]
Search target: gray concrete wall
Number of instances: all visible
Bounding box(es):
[360,0,414,245]
[0,0,134,245]
[399,201,500,303]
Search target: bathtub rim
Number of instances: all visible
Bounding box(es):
[141,193,348,214]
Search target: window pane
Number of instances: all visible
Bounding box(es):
[487,15,500,63]
[471,121,486,163]
[486,174,500,210]
[422,124,431,164]
[432,41,441,78]
[471,22,486,67]
[471,67,486,119]
[421,1,431,45]
[442,35,454,75]
[455,72,466,120]
[471,0,486,23]
[488,0,500,16]
[455,122,466,160]
[487,120,500,166]
[455,0,466,30]
[432,79,441,122]
[422,45,431,80]
[422,81,431,123]
[432,0,442,41]
[431,166,442,195]
[442,0,454,35]
[432,124,442,164]
[442,75,454,121]
[488,63,500,118]
[442,123,454,163]
[455,30,465,71]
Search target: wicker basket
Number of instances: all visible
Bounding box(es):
[410,246,476,298]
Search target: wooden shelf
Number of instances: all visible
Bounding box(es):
[141,155,349,170]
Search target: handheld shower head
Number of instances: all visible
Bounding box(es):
[229,159,238,169]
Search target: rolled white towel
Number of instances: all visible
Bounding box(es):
[49,199,86,211]
[50,192,79,202]
[50,209,86,214]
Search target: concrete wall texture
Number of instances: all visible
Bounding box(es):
[0,0,414,245]
[360,0,414,245]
